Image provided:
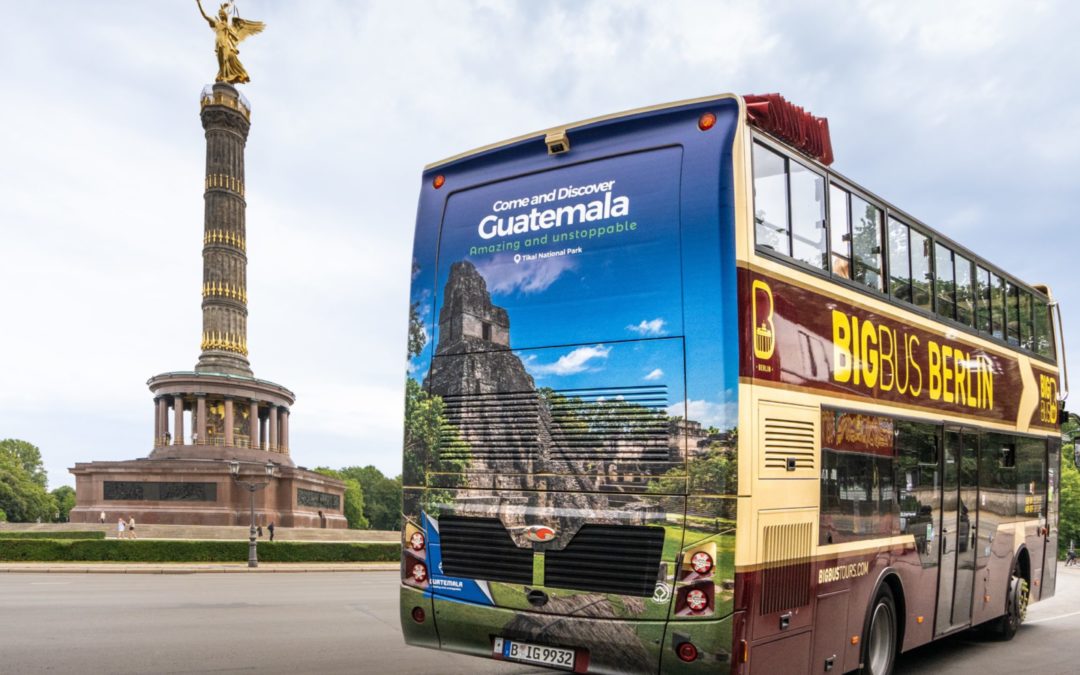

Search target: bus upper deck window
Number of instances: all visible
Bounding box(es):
[887,217,911,303]
[829,185,851,279]
[752,143,790,256]
[850,195,883,291]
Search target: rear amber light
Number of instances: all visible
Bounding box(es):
[676,641,698,662]
[433,175,446,189]
[690,551,713,575]
[410,531,426,551]
[411,606,426,623]
[851,635,859,645]
[686,589,709,612]
[411,562,428,583]
[698,112,717,131]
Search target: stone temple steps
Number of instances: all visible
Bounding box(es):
[0,522,399,543]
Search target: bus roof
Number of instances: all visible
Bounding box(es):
[424,93,743,171]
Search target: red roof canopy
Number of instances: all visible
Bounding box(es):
[744,93,834,166]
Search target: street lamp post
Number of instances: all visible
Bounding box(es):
[229,460,276,568]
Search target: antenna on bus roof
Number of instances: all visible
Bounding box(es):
[744,93,834,166]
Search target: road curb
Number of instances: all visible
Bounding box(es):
[0,563,399,574]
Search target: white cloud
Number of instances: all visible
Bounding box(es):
[627,318,667,337]
[528,345,611,376]
[644,368,664,381]
[475,253,575,295]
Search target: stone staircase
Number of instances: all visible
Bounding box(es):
[0,522,399,543]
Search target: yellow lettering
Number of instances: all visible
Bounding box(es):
[928,341,941,400]
[832,311,852,384]
[879,325,895,392]
[861,320,879,388]
[908,335,923,397]
[942,345,954,403]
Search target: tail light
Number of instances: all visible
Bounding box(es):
[411,606,426,623]
[411,562,428,583]
[410,531,426,551]
[686,589,709,612]
[675,582,715,616]
[690,551,713,575]
[698,112,717,131]
[676,641,699,662]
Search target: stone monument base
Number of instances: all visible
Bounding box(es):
[69,458,346,529]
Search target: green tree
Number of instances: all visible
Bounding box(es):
[0,439,47,488]
[50,485,77,523]
[0,452,56,522]
[339,465,402,531]
[1060,416,1080,556]
[313,468,369,529]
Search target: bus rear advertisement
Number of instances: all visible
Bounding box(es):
[399,93,1063,675]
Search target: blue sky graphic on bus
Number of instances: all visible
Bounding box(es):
[436,147,683,363]
[409,100,743,435]
[421,512,495,606]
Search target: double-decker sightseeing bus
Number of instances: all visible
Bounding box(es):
[399,93,1064,675]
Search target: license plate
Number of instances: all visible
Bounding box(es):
[493,637,576,671]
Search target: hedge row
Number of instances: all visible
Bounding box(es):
[0,531,106,540]
[0,539,400,563]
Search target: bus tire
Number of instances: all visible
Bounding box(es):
[857,584,898,675]
[993,564,1029,641]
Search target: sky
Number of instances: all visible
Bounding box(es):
[1,1,1078,489]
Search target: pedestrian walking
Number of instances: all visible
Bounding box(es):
[117,517,126,539]
[257,524,263,538]
[127,516,137,540]
[1067,542,1077,567]
[268,522,275,541]
[99,511,106,524]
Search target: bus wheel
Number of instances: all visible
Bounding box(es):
[994,566,1029,641]
[858,585,897,675]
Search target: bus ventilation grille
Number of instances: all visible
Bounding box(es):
[760,522,812,614]
[544,524,666,597]
[439,390,541,461]
[548,386,671,462]
[762,417,816,472]
[437,515,533,584]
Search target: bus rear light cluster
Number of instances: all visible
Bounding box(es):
[675,582,714,616]
[410,531,426,552]
[690,551,713,575]
[411,562,428,583]
[676,641,698,662]
[686,589,708,612]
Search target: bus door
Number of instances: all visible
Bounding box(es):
[936,428,979,635]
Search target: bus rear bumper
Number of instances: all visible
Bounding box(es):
[403,585,734,675]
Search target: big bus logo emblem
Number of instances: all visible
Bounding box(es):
[524,525,556,542]
[752,279,776,360]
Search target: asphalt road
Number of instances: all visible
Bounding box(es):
[1,567,1079,674]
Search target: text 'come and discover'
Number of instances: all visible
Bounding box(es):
[478,180,630,241]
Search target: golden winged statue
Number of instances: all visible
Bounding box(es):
[196,1,265,84]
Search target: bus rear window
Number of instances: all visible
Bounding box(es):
[433,148,684,351]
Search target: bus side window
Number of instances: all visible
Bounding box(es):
[850,195,883,291]
[955,254,974,327]
[934,242,956,321]
[829,185,851,279]
[975,266,992,334]
[896,420,940,566]
[1034,297,1053,358]
[1019,290,1034,352]
[752,143,790,256]
[991,273,1006,340]
[1006,281,1021,346]
[910,230,932,311]
[887,217,911,303]
[789,160,827,270]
